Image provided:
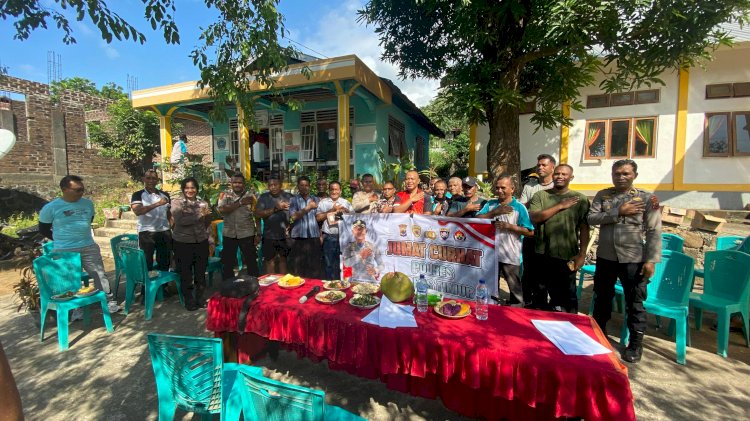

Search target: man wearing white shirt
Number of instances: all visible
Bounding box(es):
[316,181,353,279]
[130,169,172,271]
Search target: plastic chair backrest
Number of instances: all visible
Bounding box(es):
[738,237,750,254]
[661,233,684,252]
[41,242,55,256]
[716,235,744,251]
[236,364,325,421]
[647,250,694,306]
[703,250,750,303]
[147,333,224,413]
[216,221,224,248]
[111,233,139,267]
[120,247,148,285]
[32,253,83,298]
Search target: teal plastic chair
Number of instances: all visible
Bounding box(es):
[661,233,684,252]
[120,247,183,320]
[580,264,625,316]
[738,237,750,254]
[147,333,237,421]
[41,241,91,287]
[33,253,114,351]
[224,364,365,421]
[110,234,139,300]
[716,235,745,251]
[619,251,695,364]
[690,250,750,358]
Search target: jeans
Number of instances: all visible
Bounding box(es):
[174,240,209,305]
[322,234,341,280]
[221,235,259,279]
[53,244,111,295]
[138,230,172,271]
[593,258,648,334]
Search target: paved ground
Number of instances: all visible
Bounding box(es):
[0,262,749,420]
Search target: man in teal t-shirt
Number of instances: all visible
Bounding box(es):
[39,175,120,313]
[528,165,590,313]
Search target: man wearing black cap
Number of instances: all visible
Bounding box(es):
[342,219,383,283]
[447,176,486,218]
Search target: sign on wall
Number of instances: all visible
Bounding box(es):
[339,213,499,300]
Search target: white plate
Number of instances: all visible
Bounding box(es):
[351,283,379,295]
[75,289,99,298]
[52,292,76,301]
[258,274,283,286]
[315,291,346,304]
[434,301,472,319]
[348,294,380,309]
[322,280,351,291]
[278,278,305,289]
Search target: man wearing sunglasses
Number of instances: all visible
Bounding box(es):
[39,175,120,314]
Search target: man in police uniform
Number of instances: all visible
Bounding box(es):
[342,219,384,283]
[588,159,661,363]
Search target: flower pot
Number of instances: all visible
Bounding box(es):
[103,207,122,220]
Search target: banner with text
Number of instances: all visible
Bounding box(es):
[339,213,499,300]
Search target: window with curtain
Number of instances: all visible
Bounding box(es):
[704,113,730,156]
[584,117,656,159]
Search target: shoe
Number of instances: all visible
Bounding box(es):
[197,300,208,309]
[70,309,84,323]
[622,331,644,363]
[186,303,199,312]
[107,301,120,314]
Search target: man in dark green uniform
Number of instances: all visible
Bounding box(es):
[528,164,590,313]
[588,159,661,363]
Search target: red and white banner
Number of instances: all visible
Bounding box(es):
[339,213,499,300]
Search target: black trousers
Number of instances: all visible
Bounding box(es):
[138,230,172,271]
[521,236,540,306]
[174,240,209,305]
[290,237,323,279]
[535,254,578,313]
[593,258,648,334]
[221,235,259,279]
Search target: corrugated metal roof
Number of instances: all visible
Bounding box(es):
[721,22,750,43]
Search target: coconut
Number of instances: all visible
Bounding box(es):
[380,271,414,303]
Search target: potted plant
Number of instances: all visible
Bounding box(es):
[13,265,41,328]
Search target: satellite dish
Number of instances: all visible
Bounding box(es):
[0,129,16,159]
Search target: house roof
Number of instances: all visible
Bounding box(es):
[722,21,750,43]
[380,78,443,137]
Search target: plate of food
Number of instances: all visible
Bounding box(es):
[315,290,346,304]
[322,280,350,291]
[349,293,380,309]
[351,282,379,295]
[75,285,98,297]
[434,300,472,319]
[258,274,283,287]
[278,274,305,289]
[52,291,76,301]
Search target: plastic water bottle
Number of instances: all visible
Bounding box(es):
[475,279,489,320]
[416,274,428,313]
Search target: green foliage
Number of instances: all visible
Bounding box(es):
[1,0,179,45]
[377,150,415,186]
[360,0,750,178]
[1,213,39,238]
[87,98,161,180]
[421,93,469,177]
[49,77,128,104]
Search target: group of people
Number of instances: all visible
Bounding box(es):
[39,153,659,363]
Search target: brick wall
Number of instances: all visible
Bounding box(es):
[153,117,213,165]
[0,75,128,191]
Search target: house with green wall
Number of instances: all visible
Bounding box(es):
[131,54,443,183]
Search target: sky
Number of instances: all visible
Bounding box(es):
[0,0,440,106]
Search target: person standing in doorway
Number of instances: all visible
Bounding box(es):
[588,159,661,363]
[218,174,260,279]
[130,169,172,272]
[528,165,590,313]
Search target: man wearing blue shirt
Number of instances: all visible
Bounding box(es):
[478,175,534,306]
[39,175,119,313]
[289,176,322,279]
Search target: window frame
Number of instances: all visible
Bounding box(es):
[634,89,660,104]
[608,118,632,159]
[706,84,734,99]
[632,117,658,158]
[583,117,658,160]
[731,111,750,157]
[583,119,608,159]
[703,112,732,157]
[611,92,634,106]
[586,94,610,109]
[733,83,750,98]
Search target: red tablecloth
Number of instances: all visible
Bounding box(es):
[207,279,635,421]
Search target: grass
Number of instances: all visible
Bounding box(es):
[1,213,40,238]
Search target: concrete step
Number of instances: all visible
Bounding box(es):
[120,211,137,221]
[93,226,136,238]
[106,219,138,230]
[94,236,116,258]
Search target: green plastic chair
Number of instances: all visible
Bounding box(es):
[224,364,365,421]
[41,241,91,287]
[661,233,684,252]
[110,234,139,300]
[690,250,750,358]
[738,237,750,254]
[120,247,183,320]
[147,333,237,421]
[33,253,114,351]
[716,235,745,251]
[619,251,695,364]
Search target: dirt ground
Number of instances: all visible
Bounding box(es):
[0,259,749,420]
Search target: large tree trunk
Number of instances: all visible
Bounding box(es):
[485,102,521,183]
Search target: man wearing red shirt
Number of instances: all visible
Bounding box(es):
[394,170,431,214]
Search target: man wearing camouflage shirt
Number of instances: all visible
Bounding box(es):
[588,159,662,364]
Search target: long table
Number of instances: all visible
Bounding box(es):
[206,279,635,420]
